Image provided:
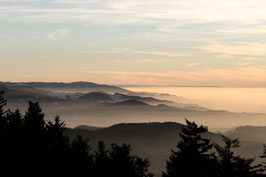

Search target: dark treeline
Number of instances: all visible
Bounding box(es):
[1,90,266,177]
[0,90,153,177]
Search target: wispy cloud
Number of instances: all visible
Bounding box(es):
[114,59,160,64]
[46,28,68,40]
[184,62,200,67]
[2,0,266,87]
[158,24,185,32]
[242,57,256,61]
[52,0,100,4]
[86,48,189,57]
[81,66,266,86]
[2,0,266,24]
[216,26,266,34]
[199,42,266,56]
[235,62,254,66]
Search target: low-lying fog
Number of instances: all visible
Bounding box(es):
[125,87,266,114]
[5,85,266,132]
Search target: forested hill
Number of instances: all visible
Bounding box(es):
[65,122,222,173]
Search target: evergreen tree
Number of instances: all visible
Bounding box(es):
[110,143,136,177]
[94,141,110,177]
[214,135,259,177]
[162,119,217,177]
[109,143,153,177]
[134,156,154,177]
[6,109,24,133]
[46,116,69,151]
[70,135,94,175]
[44,116,70,174]
[24,101,45,133]
[4,109,26,172]
[23,101,46,172]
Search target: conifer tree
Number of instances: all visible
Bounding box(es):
[6,109,24,133]
[162,119,217,177]
[109,143,153,177]
[70,135,94,175]
[23,101,46,172]
[94,141,110,176]
[214,135,260,177]
[24,101,45,134]
[44,116,70,172]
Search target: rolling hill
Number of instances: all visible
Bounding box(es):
[65,122,266,174]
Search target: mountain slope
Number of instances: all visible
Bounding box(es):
[0,81,129,94]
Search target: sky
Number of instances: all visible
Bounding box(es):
[1,0,266,86]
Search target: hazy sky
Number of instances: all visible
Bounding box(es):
[1,0,266,86]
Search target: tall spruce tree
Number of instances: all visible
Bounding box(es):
[23,101,46,172]
[44,116,70,173]
[24,101,45,133]
[94,141,110,177]
[214,135,260,177]
[70,135,94,175]
[109,143,154,177]
[162,119,217,177]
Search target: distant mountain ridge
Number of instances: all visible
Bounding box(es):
[2,81,266,132]
[225,125,266,143]
[0,83,58,102]
[0,81,129,94]
[0,82,205,111]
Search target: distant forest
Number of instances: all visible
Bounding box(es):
[1,90,266,177]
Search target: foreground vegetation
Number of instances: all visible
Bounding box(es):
[1,90,266,177]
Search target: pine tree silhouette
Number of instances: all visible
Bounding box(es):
[162,119,217,177]
[109,143,154,177]
[24,101,45,133]
[215,135,261,177]
[70,135,94,175]
[44,116,70,175]
[94,140,110,177]
[23,101,47,174]
[134,156,153,177]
